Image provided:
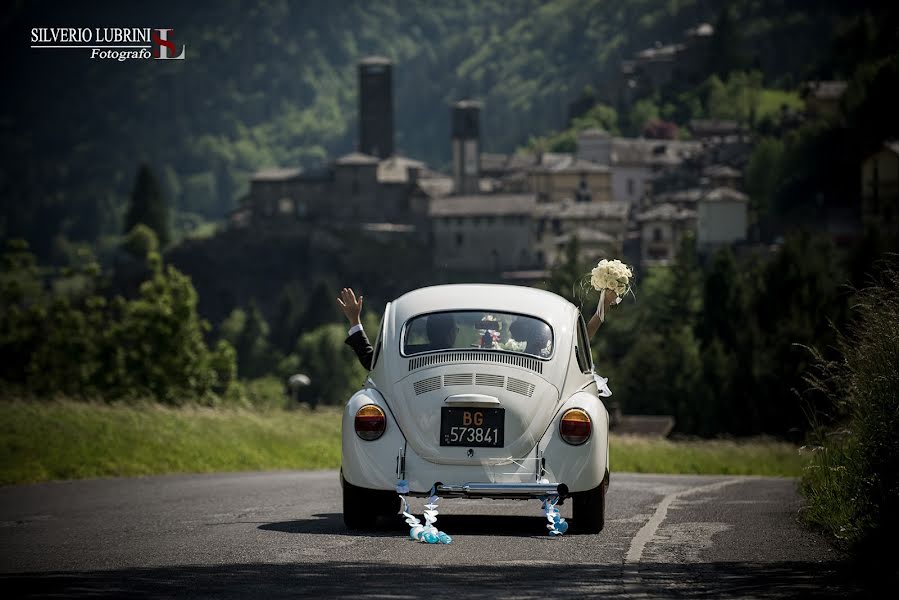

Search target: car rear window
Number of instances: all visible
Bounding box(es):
[402,311,553,358]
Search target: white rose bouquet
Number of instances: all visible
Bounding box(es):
[589,259,633,322]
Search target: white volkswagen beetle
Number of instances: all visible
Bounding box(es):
[341,284,610,533]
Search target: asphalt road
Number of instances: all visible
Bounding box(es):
[0,471,868,598]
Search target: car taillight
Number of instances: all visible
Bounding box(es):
[354,405,386,441]
[560,408,591,445]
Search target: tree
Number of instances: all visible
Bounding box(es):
[707,4,746,78]
[122,224,160,260]
[544,236,591,307]
[125,163,170,247]
[301,279,339,330]
[295,323,368,406]
[234,300,274,379]
[272,281,306,354]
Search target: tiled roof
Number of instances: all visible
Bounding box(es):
[532,155,610,174]
[335,152,379,166]
[359,55,391,66]
[689,119,743,136]
[635,43,684,61]
[377,155,426,183]
[803,80,848,100]
[702,187,749,203]
[251,167,303,182]
[685,23,714,37]
[429,194,536,217]
[636,202,696,222]
[415,175,454,199]
[703,164,742,178]
[610,138,701,167]
[654,188,704,204]
[552,228,616,245]
[534,200,628,220]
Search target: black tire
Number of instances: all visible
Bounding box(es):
[341,473,397,530]
[572,472,608,534]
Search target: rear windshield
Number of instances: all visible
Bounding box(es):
[402,311,553,358]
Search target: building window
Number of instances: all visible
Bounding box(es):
[653,227,662,242]
[352,179,360,195]
[552,219,561,234]
[455,233,464,247]
[627,179,635,197]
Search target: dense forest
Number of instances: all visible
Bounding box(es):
[0,0,876,260]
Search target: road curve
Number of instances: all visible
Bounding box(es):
[0,471,861,598]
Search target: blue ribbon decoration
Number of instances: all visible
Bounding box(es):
[396,480,452,544]
[541,495,569,536]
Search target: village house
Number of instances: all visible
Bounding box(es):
[801,80,848,119]
[636,203,697,267]
[613,22,714,107]
[577,128,702,207]
[861,141,899,236]
[429,194,538,271]
[696,187,749,249]
[533,200,628,266]
[528,155,612,204]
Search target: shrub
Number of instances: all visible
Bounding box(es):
[799,260,899,556]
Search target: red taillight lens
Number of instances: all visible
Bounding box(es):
[560,408,591,445]
[354,405,386,441]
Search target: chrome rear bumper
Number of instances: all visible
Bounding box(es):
[435,482,568,499]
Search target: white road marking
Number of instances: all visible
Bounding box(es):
[625,478,746,563]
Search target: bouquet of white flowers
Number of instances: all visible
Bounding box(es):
[589,259,633,322]
[590,259,633,297]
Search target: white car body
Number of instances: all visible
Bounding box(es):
[341,284,610,532]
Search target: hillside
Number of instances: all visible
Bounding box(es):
[0,0,866,258]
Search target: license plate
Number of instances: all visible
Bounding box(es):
[440,407,504,447]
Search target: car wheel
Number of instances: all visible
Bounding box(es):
[572,471,608,534]
[341,473,397,530]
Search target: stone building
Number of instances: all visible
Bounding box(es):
[429,195,538,271]
[801,80,848,119]
[636,203,697,267]
[613,23,714,107]
[358,56,394,159]
[577,129,702,207]
[696,187,749,249]
[533,200,628,266]
[233,56,450,232]
[528,155,612,204]
[861,141,899,236]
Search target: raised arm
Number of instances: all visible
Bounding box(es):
[337,287,363,328]
[587,289,618,340]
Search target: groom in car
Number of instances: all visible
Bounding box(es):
[337,287,458,370]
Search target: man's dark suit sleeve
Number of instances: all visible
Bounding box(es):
[345,329,374,370]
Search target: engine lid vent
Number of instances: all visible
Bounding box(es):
[444,373,474,386]
[475,373,505,387]
[506,377,536,397]
[413,375,442,395]
[407,350,543,374]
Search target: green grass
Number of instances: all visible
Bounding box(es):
[0,400,342,485]
[0,401,806,485]
[756,88,804,121]
[612,434,807,477]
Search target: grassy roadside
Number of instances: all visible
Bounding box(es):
[0,401,807,485]
[0,400,342,485]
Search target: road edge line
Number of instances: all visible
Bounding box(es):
[625,478,746,563]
